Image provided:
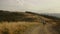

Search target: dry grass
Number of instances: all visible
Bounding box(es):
[0,22,40,34]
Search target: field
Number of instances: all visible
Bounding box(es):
[0,22,40,34]
[0,10,60,34]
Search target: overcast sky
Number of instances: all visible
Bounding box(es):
[0,0,60,13]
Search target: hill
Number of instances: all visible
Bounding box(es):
[0,10,60,34]
[0,10,40,22]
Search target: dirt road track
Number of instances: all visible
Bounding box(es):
[24,16,58,34]
[25,23,56,34]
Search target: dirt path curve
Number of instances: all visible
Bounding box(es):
[30,25,41,34]
[25,23,53,34]
[30,23,46,34]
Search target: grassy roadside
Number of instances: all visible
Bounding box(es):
[0,22,40,34]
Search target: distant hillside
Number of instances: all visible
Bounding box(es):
[0,10,39,22]
[0,10,60,34]
[39,14,60,20]
[0,10,60,22]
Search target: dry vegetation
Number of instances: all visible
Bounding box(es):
[0,10,39,22]
[0,10,40,34]
[0,22,40,34]
[0,10,60,34]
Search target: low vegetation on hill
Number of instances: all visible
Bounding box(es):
[39,14,60,21]
[0,10,40,34]
[0,10,60,34]
[0,10,39,22]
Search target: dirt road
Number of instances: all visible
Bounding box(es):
[24,16,58,34]
[25,23,55,34]
[29,23,47,34]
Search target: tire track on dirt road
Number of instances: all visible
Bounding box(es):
[25,23,55,34]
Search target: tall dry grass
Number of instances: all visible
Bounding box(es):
[0,22,40,34]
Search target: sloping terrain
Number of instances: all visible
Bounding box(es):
[0,10,39,22]
[0,10,60,34]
